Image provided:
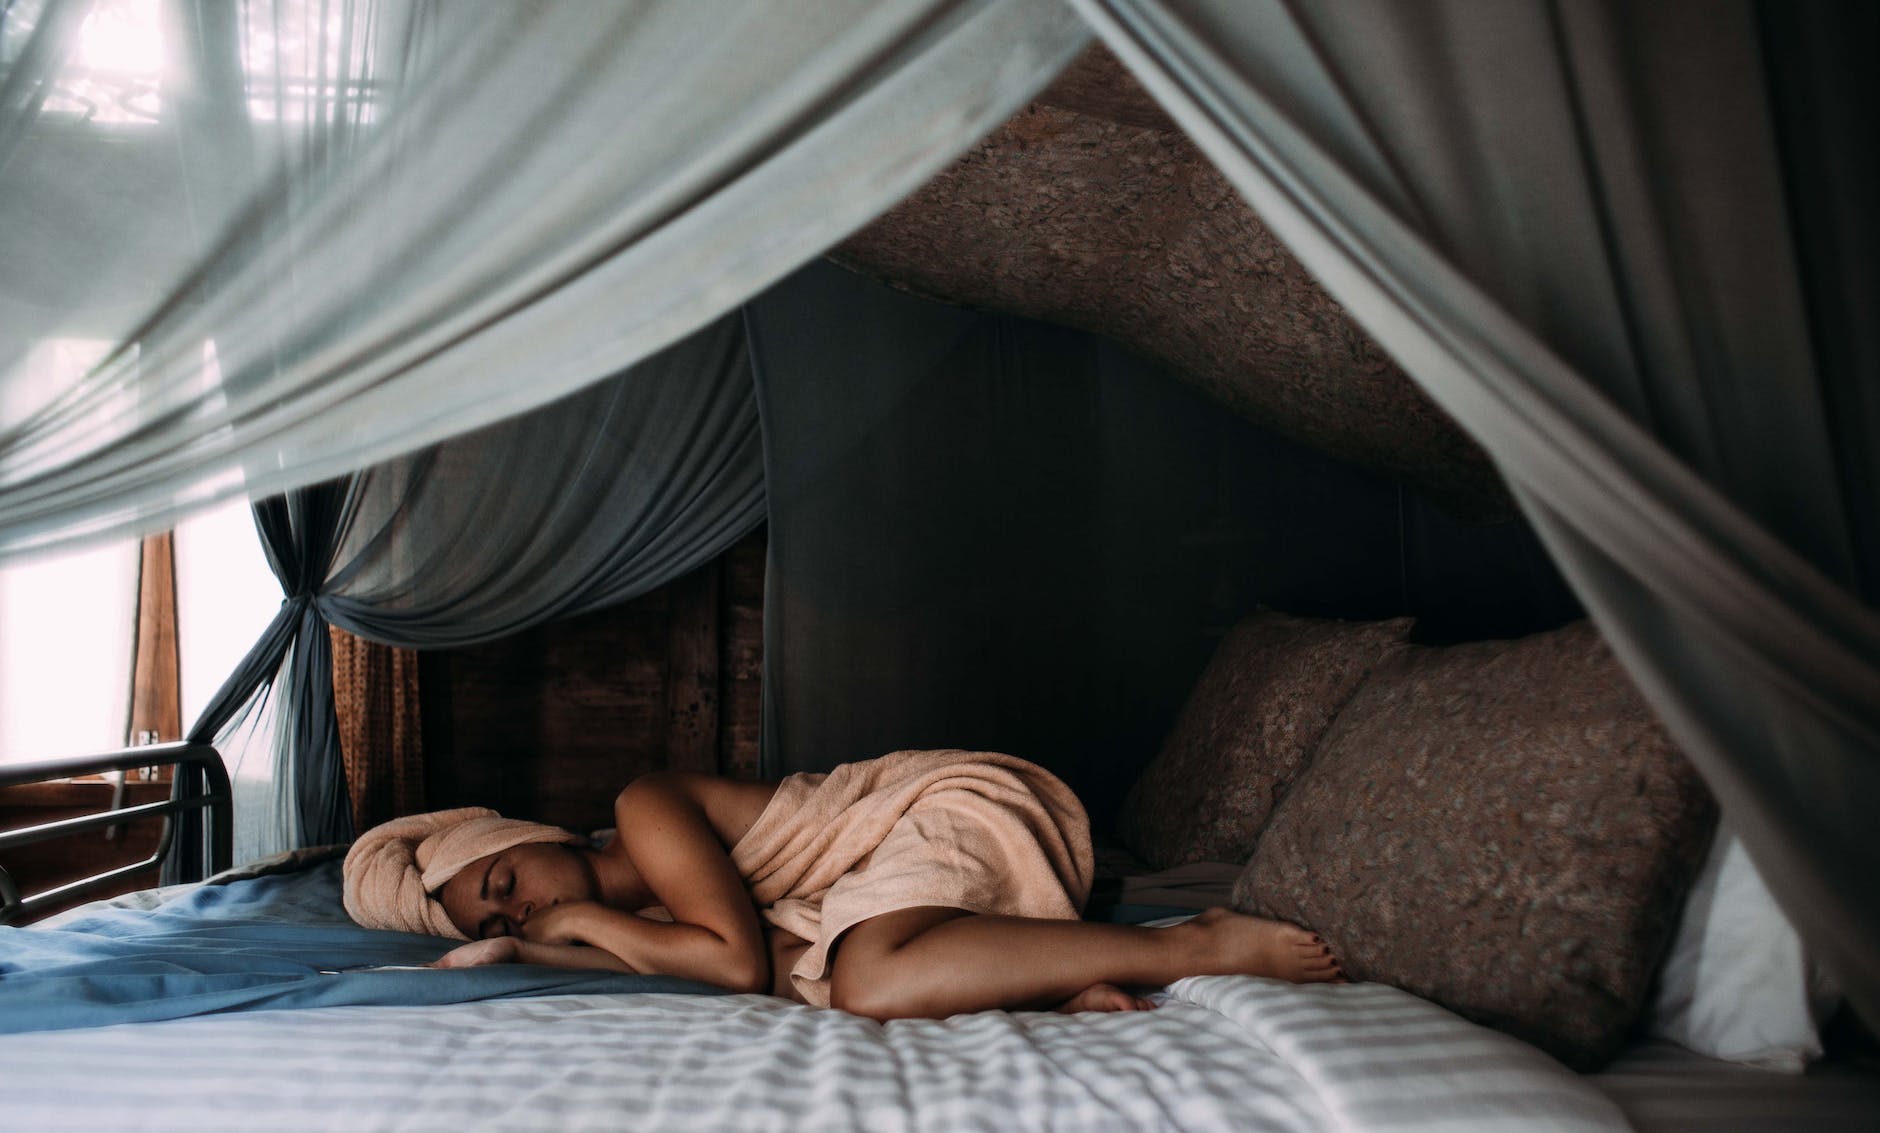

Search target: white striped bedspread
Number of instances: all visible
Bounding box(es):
[0,976,1626,1132]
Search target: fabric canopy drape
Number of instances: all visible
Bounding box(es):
[3,0,1086,863]
[187,312,765,859]
[1069,0,1879,1023]
[0,0,1089,561]
[9,0,1875,1034]
[322,313,764,649]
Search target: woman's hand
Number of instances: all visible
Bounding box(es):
[435,931,636,975]
[519,901,604,946]
[436,936,521,968]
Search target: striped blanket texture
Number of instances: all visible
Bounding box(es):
[0,976,1626,1132]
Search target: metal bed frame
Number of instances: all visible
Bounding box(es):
[0,741,232,925]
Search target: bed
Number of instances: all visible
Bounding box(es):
[4,745,1877,1132]
[0,800,1617,1133]
[1,984,1615,1132]
[4,1,1876,1128]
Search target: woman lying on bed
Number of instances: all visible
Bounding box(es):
[341,749,1341,1019]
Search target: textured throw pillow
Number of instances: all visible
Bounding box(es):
[1120,611,1411,870]
[1234,619,1717,1070]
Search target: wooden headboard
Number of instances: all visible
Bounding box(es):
[416,531,766,833]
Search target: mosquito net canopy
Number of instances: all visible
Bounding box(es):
[1,0,1873,1025]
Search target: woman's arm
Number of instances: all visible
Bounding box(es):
[513,773,768,992]
[441,920,808,992]
[516,899,766,991]
[438,903,777,991]
[436,935,633,973]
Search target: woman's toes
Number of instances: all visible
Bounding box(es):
[1294,942,1337,971]
[1194,910,1354,985]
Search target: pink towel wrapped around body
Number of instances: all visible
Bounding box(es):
[730,749,1094,1007]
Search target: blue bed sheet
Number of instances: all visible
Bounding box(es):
[0,859,724,1034]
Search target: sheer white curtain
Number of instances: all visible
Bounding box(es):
[3,0,1087,863]
[0,0,1089,560]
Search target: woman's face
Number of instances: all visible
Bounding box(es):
[436,842,598,939]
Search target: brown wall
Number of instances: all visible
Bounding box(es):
[419,529,765,833]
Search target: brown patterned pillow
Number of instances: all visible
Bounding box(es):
[1120,612,1411,869]
[1233,619,1717,1070]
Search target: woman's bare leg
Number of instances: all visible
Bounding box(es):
[827,906,1340,1021]
[1056,982,1156,1013]
[765,925,811,1003]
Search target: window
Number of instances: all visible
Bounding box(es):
[175,497,285,730]
[4,0,167,126]
[0,494,280,767]
[0,0,382,129]
[239,0,383,125]
[0,337,142,765]
[0,537,140,763]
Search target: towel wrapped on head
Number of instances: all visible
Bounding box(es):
[342,806,584,939]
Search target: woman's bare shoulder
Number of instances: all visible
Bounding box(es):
[614,771,779,849]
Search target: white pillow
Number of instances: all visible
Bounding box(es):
[1646,825,1841,1072]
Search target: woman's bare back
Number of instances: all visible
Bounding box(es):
[678,773,782,850]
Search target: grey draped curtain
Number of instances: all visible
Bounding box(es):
[187,313,764,858]
[2,0,1085,862]
[0,0,1088,560]
[1069,0,1879,1022]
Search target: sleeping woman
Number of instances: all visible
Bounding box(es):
[341,749,1341,1019]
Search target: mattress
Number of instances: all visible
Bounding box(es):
[8,851,1874,1131]
[1098,856,1880,1132]
[1591,1039,1880,1133]
[0,976,1627,1132]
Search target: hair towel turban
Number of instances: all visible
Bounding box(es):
[341,806,584,939]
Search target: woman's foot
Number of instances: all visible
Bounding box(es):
[1056,982,1156,1013]
[1180,907,1343,983]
